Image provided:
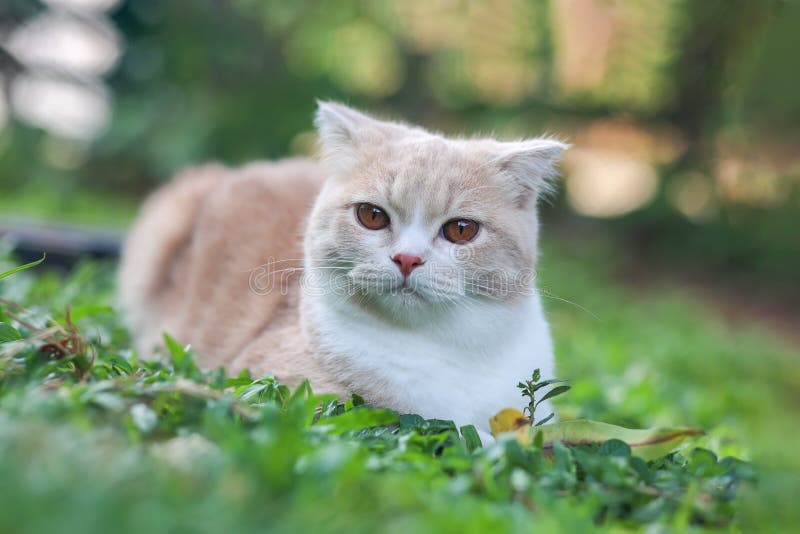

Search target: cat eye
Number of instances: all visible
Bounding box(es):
[356,203,390,230]
[441,219,480,243]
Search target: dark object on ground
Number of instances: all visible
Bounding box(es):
[0,219,123,268]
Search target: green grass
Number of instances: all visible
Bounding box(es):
[0,241,797,533]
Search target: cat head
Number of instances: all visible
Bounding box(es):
[304,101,566,323]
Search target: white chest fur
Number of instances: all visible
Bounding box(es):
[308,294,555,434]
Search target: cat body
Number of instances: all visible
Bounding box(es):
[309,285,554,429]
[119,103,565,434]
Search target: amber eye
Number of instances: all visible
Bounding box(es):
[356,203,390,230]
[442,219,480,243]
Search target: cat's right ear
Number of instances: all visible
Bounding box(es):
[490,138,569,207]
[314,101,380,169]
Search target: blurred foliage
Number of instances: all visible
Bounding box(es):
[0,0,798,283]
[3,242,798,531]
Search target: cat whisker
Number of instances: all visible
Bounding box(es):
[290,266,353,273]
[535,288,601,321]
[433,280,598,320]
[253,265,352,276]
[461,280,531,295]
[247,257,354,273]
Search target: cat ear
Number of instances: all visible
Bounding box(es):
[314,101,382,168]
[491,138,568,206]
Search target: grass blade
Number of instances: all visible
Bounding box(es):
[0,254,46,280]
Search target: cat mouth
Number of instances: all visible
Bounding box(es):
[375,279,422,298]
[390,284,426,307]
[361,277,427,301]
[342,269,467,304]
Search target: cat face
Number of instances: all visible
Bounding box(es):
[304,102,566,323]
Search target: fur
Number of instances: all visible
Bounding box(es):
[118,102,567,435]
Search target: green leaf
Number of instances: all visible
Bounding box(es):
[599,438,631,458]
[162,332,201,378]
[0,254,45,280]
[534,412,556,426]
[162,332,187,361]
[237,378,289,405]
[399,414,456,434]
[552,440,576,481]
[460,424,483,452]
[536,385,571,406]
[399,413,426,428]
[629,456,654,483]
[318,408,399,434]
[687,448,723,476]
[225,370,255,389]
[289,379,313,402]
[536,420,704,461]
[532,378,569,392]
[106,355,134,375]
[0,322,22,343]
[533,428,544,449]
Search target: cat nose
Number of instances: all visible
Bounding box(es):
[392,253,424,277]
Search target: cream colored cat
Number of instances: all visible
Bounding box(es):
[119,102,566,436]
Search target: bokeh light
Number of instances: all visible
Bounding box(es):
[565,148,658,218]
[42,0,121,11]
[11,75,110,140]
[7,12,120,77]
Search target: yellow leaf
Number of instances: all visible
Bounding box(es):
[489,408,530,436]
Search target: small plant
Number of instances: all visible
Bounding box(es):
[517,368,570,426]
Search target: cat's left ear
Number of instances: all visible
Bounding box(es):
[314,101,385,169]
[491,139,569,206]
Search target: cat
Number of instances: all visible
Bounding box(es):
[118,102,567,437]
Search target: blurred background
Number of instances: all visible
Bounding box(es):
[0,0,798,333]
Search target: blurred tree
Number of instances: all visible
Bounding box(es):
[0,0,796,283]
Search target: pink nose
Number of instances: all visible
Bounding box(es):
[392,253,424,277]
